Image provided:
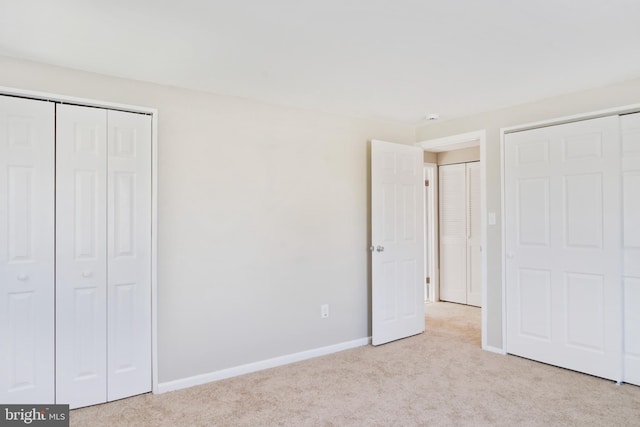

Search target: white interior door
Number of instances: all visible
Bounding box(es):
[107,110,152,400]
[466,162,482,307]
[505,116,622,381]
[439,163,467,304]
[56,104,108,408]
[0,96,55,403]
[371,140,424,345]
[621,113,640,386]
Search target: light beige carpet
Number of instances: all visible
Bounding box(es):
[71,302,640,426]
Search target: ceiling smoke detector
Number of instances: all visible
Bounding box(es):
[425,113,440,121]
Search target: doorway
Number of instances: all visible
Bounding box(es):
[417,130,488,348]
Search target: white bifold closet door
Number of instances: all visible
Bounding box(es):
[106,110,152,401]
[56,104,151,408]
[56,105,108,408]
[439,164,466,304]
[438,162,481,307]
[505,116,622,381]
[466,162,481,307]
[622,113,640,386]
[0,96,55,404]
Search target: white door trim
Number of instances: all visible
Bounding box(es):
[502,102,640,135]
[424,163,438,302]
[0,85,160,395]
[416,130,488,349]
[500,101,640,355]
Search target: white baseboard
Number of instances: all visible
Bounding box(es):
[483,344,507,355]
[157,337,370,394]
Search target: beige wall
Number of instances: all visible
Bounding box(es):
[416,77,640,349]
[0,56,415,384]
[423,151,437,163]
[437,146,480,165]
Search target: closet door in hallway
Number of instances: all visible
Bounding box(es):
[438,161,481,307]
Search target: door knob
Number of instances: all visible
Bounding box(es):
[17,273,29,281]
[376,245,385,252]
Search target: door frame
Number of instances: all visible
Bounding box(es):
[423,163,438,302]
[0,85,160,394]
[500,102,640,354]
[416,130,488,349]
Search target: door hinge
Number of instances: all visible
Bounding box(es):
[425,179,429,187]
[426,277,430,284]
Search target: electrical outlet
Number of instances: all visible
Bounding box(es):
[321,304,329,318]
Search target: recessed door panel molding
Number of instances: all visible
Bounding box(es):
[624,278,640,385]
[401,260,418,317]
[565,273,605,351]
[73,287,102,380]
[517,139,549,165]
[382,261,398,322]
[371,140,424,346]
[562,132,603,160]
[107,110,152,401]
[56,104,108,409]
[112,283,136,372]
[518,268,551,341]
[563,173,604,249]
[623,172,640,251]
[400,184,417,241]
[621,112,640,386]
[382,184,397,243]
[517,178,550,247]
[113,172,136,257]
[0,95,55,404]
[622,128,640,155]
[74,170,100,259]
[7,292,37,389]
[399,152,418,175]
[8,166,34,261]
[506,115,622,382]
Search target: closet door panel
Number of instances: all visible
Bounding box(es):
[107,110,152,401]
[622,113,640,386]
[439,163,467,304]
[505,116,622,381]
[56,104,108,409]
[0,96,55,404]
[466,162,482,307]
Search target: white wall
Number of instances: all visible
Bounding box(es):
[416,77,640,349]
[0,56,415,384]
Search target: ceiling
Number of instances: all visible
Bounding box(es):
[1,0,640,124]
